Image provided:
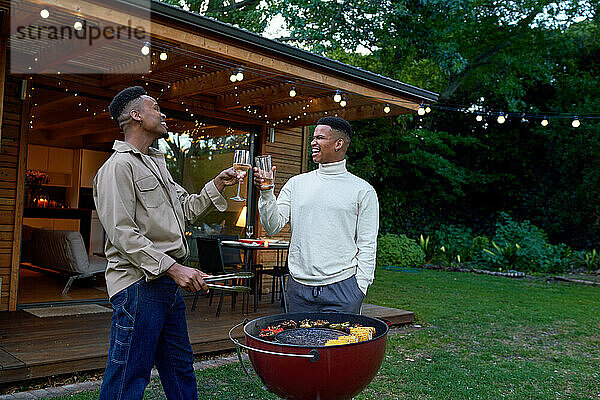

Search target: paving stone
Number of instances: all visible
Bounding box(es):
[24,389,49,399]
[10,393,36,400]
[60,384,80,393]
[44,387,68,397]
[3,353,243,399]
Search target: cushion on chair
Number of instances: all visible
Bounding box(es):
[23,228,106,274]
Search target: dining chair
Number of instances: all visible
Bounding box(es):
[259,249,289,313]
[192,237,250,317]
[212,235,244,270]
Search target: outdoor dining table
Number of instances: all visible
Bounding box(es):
[220,239,289,312]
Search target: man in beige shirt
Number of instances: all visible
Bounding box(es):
[94,86,242,400]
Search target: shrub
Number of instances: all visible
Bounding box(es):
[472,236,490,253]
[479,212,578,273]
[377,234,425,268]
[433,225,474,264]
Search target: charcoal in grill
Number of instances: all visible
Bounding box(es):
[274,328,343,346]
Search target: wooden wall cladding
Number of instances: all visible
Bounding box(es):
[256,126,306,269]
[0,76,23,311]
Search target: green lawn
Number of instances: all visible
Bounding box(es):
[50,270,600,399]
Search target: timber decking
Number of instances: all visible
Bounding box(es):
[0,296,413,384]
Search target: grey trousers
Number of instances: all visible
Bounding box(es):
[287,275,365,314]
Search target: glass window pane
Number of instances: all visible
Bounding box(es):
[158,126,250,261]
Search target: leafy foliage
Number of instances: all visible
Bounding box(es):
[377,233,425,268]
[476,212,577,273]
[432,225,475,264]
[160,0,600,249]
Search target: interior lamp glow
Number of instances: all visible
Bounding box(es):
[572,118,580,128]
[497,114,506,124]
[160,52,168,61]
[40,9,49,18]
[289,87,297,97]
[141,43,150,55]
[236,206,247,228]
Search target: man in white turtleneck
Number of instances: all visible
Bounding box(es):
[254,117,379,313]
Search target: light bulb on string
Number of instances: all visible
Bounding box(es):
[229,71,237,82]
[159,52,168,61]
[541,117,548,126]
[425,106,431,113]
[73,21,83,31]
[476,114,483,122]
[417,104,426,116]
[236,69,244,81]
[572,117,580,128]
[497,114,506,124]
[141,43,150,56]
[289,86,297,97]
[383,104,391,114]
[40,9,49,18]
[333,90,342,103]
[339,96,347,107]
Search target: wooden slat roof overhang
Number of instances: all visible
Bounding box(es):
[1,0,438,149]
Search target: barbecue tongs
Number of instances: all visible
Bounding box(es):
[204,271,253,293]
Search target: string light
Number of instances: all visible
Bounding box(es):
[289,86,297,97]
[476,114,483,122]
[333,90,342,103]
[40,9,49,18]
[497,114,506,124]
[236,68,244,81]
[73,21,83,31]
[572,117,580,128]
[160,52,168,61]
[541,117,548,126]
[339,96,347,107]
[417,104,426,115]
[383,104,391,113]
[141,43,150,56]
[425,106,431,113]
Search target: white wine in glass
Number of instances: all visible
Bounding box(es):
[231,150,250,201]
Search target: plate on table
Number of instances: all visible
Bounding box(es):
[239,238,265,246]
[220,240,241,246]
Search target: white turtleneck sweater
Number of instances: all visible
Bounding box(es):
[258,159,379,294]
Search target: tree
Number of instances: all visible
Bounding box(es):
[160,0,600,246]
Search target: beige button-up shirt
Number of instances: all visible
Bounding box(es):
[93,140,227,298]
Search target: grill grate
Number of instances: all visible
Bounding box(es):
[274,328,343,346]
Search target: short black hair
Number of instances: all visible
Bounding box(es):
[109,86,146,123]
[316,116,352,142]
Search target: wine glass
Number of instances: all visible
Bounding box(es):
[246,225,254,239]
[231,150,250,201]
[255,155,275,189]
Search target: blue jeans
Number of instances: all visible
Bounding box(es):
[99,276,197,400]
